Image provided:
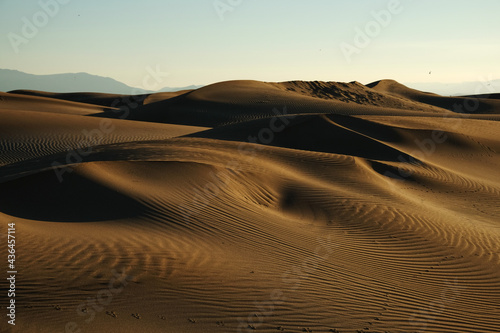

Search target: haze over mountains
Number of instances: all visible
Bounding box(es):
[407,79,500,97]
[0,69,202,94]
[1,68,499,96]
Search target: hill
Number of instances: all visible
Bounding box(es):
[0,69,201,94]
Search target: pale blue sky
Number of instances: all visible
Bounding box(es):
[1,0,499,88]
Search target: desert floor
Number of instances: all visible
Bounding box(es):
[1,80,499,333]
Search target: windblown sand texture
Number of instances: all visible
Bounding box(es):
[1,80,499,333]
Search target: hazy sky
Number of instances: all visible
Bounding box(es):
[1,0,499,88]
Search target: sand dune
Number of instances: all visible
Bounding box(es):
[9,89,194,108]
[368,80,500,114]
[0,91,110,115]
[1,80,499,333]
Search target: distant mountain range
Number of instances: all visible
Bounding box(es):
[0,69,203,94]
[404,80,500,97]
[1,69,498,96]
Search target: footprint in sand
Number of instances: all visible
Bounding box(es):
[106,311,118,318]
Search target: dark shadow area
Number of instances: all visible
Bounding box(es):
[189,114,419,162]
[0,169,144,222]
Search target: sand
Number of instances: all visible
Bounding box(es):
[1,80,499,333]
